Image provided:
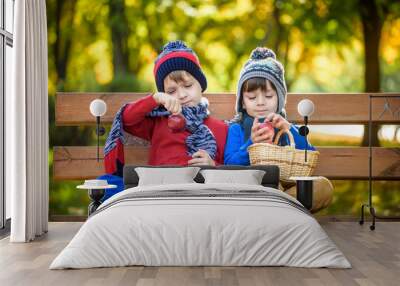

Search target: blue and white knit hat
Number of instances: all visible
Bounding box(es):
[236,47,287,117]
[154,40,207,92]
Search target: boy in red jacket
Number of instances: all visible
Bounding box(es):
[104,41,228,176]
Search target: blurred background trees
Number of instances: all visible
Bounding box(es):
[46,0,400,217]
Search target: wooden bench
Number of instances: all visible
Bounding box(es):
[53,92,400,181]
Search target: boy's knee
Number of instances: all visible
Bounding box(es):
[311,177,333,213]
[282,177,333,213]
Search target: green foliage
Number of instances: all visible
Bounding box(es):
[46,0,400,216]
[319,180,400,217]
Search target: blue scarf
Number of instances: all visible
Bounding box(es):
[147,101,217,159]
[240,112,289,146]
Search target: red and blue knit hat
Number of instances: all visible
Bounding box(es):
[153,40,207,92]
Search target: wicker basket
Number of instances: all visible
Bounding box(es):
[248,129,319,180]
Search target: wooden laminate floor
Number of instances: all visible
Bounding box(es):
[0,222,399,286]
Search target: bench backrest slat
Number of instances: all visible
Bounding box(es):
[53,92,400,180]
[56,92,400,125]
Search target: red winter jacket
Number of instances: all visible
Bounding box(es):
[122,94,228,166]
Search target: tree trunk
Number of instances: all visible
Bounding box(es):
[272,0,283,55]
[270,0,292,90]
[54,0,77,88]
[394,126,400,141]
[108,0,130,76]
[359,0,384,147]
[50,0,91,148]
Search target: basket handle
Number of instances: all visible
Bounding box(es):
[273,128,295,147]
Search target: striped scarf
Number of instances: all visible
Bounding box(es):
[104,100,217,176]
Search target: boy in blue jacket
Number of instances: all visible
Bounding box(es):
[224,47,332,213]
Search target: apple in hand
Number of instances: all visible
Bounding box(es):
[168,114,186,132]
[258,120,275,144]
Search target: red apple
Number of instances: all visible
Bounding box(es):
[258,121,275,144]
[168,114,186,132]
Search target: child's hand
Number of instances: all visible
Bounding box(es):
[251,119,274,143]
[153,92,182,114]
[188,149,216,166]
[266,113,291,130]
